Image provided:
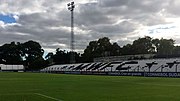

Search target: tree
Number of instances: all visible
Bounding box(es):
[82,41,98,62]
[157,38,174,56]
[122,44,134,55]
[0,40,46,70]
[45,52,54,65]
[53,49,69,64]
[28,57,48,70]
[82,37,121,62]
[0,42,23,64]
[173,46,180,55]
[111,42,121,56]
[152,38,160,52]
[97,37,112,57]
[21,40,44,69]
[132,36,155,54]
[52,48,81,64]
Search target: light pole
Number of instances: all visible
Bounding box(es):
[67,1,75,63]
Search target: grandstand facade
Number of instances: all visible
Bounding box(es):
[41,58,180,77]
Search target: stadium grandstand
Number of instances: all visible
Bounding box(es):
[0,64,24,72]
[41,58,180,77]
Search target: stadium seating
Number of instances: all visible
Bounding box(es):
[41,58,180,73]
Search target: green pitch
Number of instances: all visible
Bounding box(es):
[0,73,180,101]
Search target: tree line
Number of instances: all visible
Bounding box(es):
[82,36,180,62]
[0,40,46,70]
[46,36,180,63]
[0,36,180,70]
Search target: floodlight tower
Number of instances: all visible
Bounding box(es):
[67,1,75,63]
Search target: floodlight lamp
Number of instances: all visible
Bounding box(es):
[68,7,71,10]
[67,3,70,7]
[72,5,75,9]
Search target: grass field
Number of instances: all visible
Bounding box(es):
[1,73,180,101]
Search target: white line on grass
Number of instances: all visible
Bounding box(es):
[34,93,63,101]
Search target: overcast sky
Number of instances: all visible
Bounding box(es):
[0,0,180,54]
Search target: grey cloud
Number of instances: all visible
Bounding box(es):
[89,20,137,34]
[99,0,129,7]
[0,0,179,54]
[100,0,169,13]
[76,3,115,26]
[165,0,180,16]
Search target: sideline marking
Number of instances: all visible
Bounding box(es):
[34,93,63,101]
